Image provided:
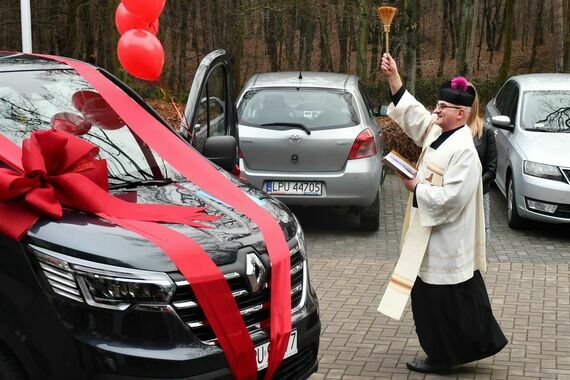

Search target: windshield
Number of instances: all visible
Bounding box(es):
[238,88,359,130]
[0,69,184,187]
[521,90,570,132]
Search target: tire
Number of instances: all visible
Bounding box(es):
[506,176,525,229]
[0,348,27,380]
[360,191,380,231]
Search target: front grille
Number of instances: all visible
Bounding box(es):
[562,168,570,184]
[172,245,305,344]
[34,249,83,303]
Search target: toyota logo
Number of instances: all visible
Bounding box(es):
[245,253,266,294]
[289,134,302,144]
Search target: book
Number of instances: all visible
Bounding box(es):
[383,150,417,179]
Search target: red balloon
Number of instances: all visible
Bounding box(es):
[117,30,164,82]
[115,3,159,36]
[51,112,92,136]
[121,0,166,24]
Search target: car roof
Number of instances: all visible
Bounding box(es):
[0,52,71,72]
[245,71,358,92]
[509,73,570,91]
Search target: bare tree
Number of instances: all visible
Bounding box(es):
[552,0,564,72]
[498,0,514,82]
[456,0,479,76]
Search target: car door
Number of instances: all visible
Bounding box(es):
[182,49,237,153]
[488,80,518,193]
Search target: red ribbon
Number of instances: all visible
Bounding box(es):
[0,130,217,240]
[1,53,292,379]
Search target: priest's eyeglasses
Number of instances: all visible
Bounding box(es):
[435,102,463,110]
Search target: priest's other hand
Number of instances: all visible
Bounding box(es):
[398,173,419,193]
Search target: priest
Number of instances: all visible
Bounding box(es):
[379,52,508,375]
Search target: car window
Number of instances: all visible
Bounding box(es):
[495,81,515,115]
[0,69,184,187]
[521,90,570,132]
[358,82,374,118]
[238,88,359,130]
[192,65,228,152]
[505,84,519,124]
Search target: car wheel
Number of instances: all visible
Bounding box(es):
[506,176,524,229]
[0,348,27,380]
[360,191,380,231]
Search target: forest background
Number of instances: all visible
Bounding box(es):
[1,0,570,158]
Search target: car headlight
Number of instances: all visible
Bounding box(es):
[523,161,564,181]
[293,214,306,258]
[30,245,175,311]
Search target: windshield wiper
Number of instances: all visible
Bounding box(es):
[260,122,311,135]
[109,178,174,190]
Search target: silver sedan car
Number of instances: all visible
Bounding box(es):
[236,72,384,230]
[485,73,570,228]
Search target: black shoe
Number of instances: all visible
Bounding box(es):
[406,358,452,375]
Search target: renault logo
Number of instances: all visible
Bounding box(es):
[289,134,302,144]
[245,253,266,294]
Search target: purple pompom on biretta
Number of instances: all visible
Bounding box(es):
[439,76,475,106]
[450,76,469,92]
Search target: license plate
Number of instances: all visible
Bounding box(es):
[255,330,298,371]
[266,181,322,196]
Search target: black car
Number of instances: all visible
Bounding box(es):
[0,51,320,379]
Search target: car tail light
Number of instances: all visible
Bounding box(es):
[348,129,377,160]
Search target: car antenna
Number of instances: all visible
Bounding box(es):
[298,71,303,80]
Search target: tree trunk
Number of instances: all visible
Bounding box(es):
[233,0,245,92]
[447,0,457,59]
[403,0,417,94]
[552,0,564,72]
[336,1,350,73]
[355,0,369,79]
[498,0,514,82]
[564,0,570,73]
[437,0,449,77]
[456,0,479,76]
[529,1,544,69]
[318,6,333,72]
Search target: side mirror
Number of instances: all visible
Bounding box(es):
[491,115,514,132]
[202,136,238,172]
[375,105,389,117]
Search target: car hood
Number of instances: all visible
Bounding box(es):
[517,131,570,167]
[26,179,297,272]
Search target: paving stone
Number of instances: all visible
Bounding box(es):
[304,174,570,379]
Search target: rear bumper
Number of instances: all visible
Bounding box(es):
[515,173,570,223]
[240,157,382,207]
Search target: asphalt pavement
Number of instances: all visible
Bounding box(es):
[295,173,570,380]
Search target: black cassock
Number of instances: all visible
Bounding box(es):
[410,128,508,365]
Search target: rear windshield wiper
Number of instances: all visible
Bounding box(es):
[260,122,311,135]
[109,178,174,190]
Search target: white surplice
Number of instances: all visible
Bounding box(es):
[379,90,487,319]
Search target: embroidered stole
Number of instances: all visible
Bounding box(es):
[377,125,450,320]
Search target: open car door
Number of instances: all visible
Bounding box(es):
[182,49,238,173]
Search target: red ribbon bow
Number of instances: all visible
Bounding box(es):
[0,129,217,240]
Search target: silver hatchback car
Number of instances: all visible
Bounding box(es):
[236,72,384,230]
[485,74,570,228]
